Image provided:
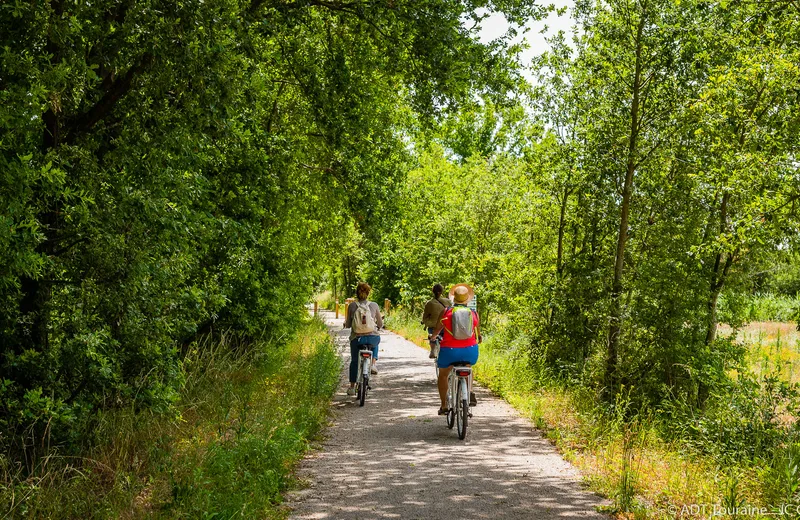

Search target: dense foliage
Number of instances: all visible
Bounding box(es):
[362,0,800,412]
[0,0,542,461]
[2,319,339,518]
[3,0,800,513]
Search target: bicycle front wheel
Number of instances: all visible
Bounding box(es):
[446,379,455,429]
[456,377,468,440]
[433,342,440,378]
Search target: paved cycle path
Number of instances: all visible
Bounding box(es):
[287,310,608,519]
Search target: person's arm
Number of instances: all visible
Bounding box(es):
[474,311,482,343]
[429,323,444,340]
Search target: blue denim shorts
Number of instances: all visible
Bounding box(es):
[437,345,479,369]
[350,335,380,359]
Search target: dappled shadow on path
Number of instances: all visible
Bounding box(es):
[290,311,608,519]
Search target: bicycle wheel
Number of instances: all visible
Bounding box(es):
[431,342,440,380]
[357,380,364,406]
[361,376,369,405]
[456,378,468,440]
[446,378,455,429]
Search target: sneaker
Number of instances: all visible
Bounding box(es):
[370,365,378,375]
[347,387,356,396]
[470,392,477,407]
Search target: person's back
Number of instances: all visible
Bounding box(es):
[421,283,451,329]
[439,305,479,348]
[345,282,383,394]
[422,283,450,359]
[347,298,383,339]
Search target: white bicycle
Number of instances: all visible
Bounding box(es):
[355,346,373,406]
[445,362,472,440]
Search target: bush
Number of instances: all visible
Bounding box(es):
[0,318,340,518]
[661,371,800,464]
[720,292,800,324]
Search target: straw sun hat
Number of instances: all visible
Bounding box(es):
[449,283,474,304]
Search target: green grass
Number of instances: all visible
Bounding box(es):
[720,292,800,323]
[719,321,800,384]
[0,318,340,519]
[314,290,335,310]
[746,293,799,323]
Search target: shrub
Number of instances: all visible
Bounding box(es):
[0,318,340,518]
[662,371,800,464]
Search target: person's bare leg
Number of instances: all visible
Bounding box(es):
[437,367,451,410]
[469,370,476,405]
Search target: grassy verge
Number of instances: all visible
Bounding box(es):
[385,310,796,519]
[473,342,727,519]
[719,321,800,384]
[1,318,340,519]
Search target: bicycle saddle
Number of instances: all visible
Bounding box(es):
[451,362,471,366]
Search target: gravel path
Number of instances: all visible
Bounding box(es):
[287,310,609,519]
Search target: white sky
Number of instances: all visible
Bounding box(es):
[475,1,575,82]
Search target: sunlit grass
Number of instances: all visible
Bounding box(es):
[719,321,800,384]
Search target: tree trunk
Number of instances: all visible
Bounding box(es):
[548,185,571,329]
[606,14,645,397]
[556,185,570,279]
[704,192,730,345]
[17,3,64,352]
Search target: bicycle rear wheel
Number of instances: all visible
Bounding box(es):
[456,378,468,440]
[355,358,365,406]
[361,376,369,405]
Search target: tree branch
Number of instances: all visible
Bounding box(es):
[66,54,153,143]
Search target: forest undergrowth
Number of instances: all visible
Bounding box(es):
[387,310,800,519]
[0,319,339,519]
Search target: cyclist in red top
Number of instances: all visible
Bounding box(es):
[429,285,480,415]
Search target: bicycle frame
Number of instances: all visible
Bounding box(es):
[446,365,472,439]
[448,366,471,405]
[355,347,373,406]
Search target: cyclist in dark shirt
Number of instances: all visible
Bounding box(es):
[421,283,451,359]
